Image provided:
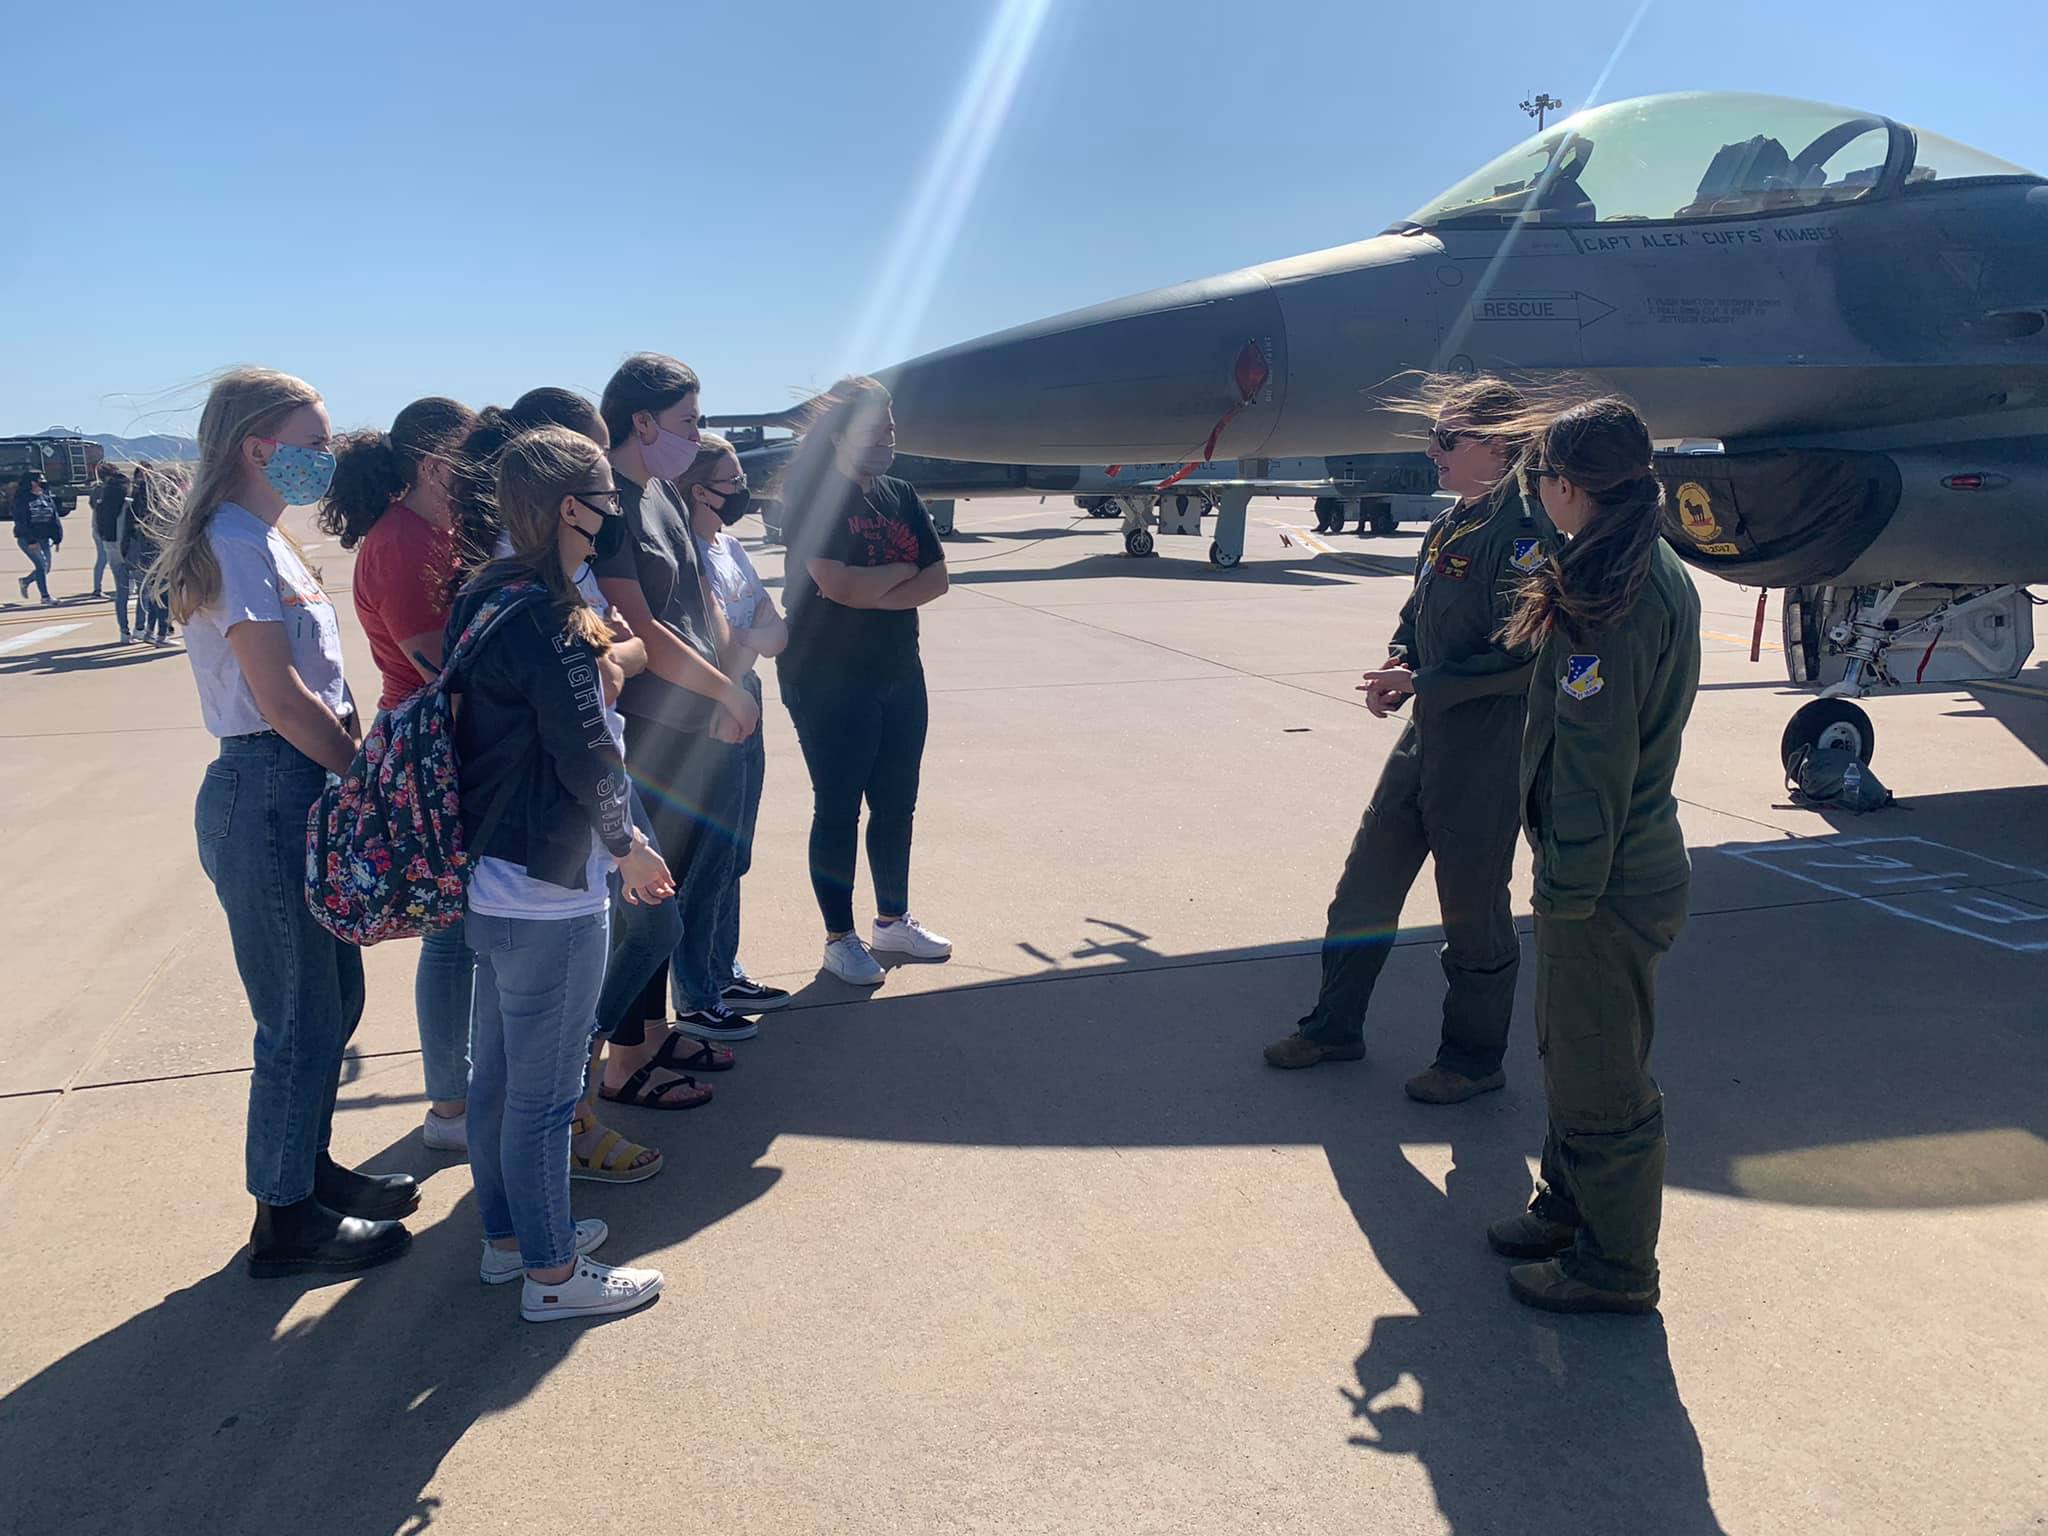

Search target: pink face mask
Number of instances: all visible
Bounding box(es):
[642,424,700,479]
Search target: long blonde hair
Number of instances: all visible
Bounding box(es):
[150,368,322,623]
[486,428,614,655]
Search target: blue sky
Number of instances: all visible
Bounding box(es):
[4,0,2043,438]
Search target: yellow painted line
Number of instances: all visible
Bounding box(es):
[1702,628,1783,653]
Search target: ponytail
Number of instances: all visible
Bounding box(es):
[317,396,477,550]
[1502,396,1664,650]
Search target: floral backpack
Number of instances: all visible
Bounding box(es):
[305,580,546,946]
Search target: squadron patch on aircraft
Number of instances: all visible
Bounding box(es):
[1676,482,1720,543]
[1562,655,1605,701]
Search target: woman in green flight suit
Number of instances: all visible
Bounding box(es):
[1264,376,1557,1104]
[1487,395,1701,1316]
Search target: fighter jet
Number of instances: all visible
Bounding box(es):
[878,91,2048,770]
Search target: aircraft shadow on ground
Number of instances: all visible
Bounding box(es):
[7,806,2045,1534]
[948,551,1390,591]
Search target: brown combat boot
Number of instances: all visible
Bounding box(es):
[1403,1065,1506,1104]
[1486,1210,1578,1259]
[1262,1032,1367,1069]
[1505,1260,1659,1315]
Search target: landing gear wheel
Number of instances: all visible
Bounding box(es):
[1087,498,1120,519]
[1368,504,1398,537]
[1125,528,1155,558]
[1209,540,1241,569]
[1313,497,1341,533]
[1780,698,1876,772]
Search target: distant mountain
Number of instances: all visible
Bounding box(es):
[28,426,199,462]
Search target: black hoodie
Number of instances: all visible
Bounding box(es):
[443,575,633,891]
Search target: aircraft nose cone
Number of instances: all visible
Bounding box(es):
[881,268,1287,465]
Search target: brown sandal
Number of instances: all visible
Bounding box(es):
[569,1112,664,1183]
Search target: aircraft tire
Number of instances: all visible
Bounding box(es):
[1780,698,1876,772]
[1125,528,1156,558]
[1209,540,1241,570]
[1368,503,1398,536]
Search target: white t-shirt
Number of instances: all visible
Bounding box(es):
[466,552,626,921]
[696,530,769,662]
[185,504,349,739]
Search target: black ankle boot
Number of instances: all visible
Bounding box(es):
[313,1154,421,1221]
[248,1196,411,1279]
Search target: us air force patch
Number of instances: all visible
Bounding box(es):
[1511,537,1546,572]
[1562,655,1604,700]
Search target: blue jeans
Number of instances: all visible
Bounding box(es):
[711,681,767,984]
[466,908,609,1270]
[16,537,53,601]
[669,733,747,1013]
[598,786,683,1048]
[416,921,475,1103]
[93,532,116,592]
[196,735,366,1205]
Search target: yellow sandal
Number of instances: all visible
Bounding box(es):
[570,1111,664,1184]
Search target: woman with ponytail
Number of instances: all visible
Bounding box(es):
[1486,395,1701,1316]
[322,396,480,1153]
[163,366,416,1279]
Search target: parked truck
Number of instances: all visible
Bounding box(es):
[0,435,106,510]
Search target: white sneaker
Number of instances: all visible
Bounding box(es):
[521,1258,663,1323]
[421,1107,468,1153]
[822,934,886,986]
[479,1218,608,1285]
[869,915,953,960]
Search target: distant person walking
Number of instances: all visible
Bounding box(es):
[322,397,481,1154]
[123,464,174,645]
[1487,395,1701,1316]
[90,463,130,600]
[1264,376,1550,1103]
[155,365,416,1279]
[776,376,953,986]
[13,472,62,605]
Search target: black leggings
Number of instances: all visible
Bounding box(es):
[782,670,929,935]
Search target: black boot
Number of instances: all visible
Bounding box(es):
[314,1153,421,1221]
[248,1196,411,1279]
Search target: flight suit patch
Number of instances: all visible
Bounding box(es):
[1511,537,1546,572]
[1561,655,1604,700]
[1437,553,1472,580]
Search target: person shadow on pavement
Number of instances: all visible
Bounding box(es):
[1326,1109,1729,1536]
[0,1113,783,1536]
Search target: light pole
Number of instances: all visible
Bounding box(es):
[1520,93,1564,130]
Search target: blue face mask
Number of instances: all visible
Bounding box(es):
[261,441,337,505]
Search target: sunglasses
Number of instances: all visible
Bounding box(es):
[1525,465,1562,482]
[571,490,623,518]
[1431,426,1486,453]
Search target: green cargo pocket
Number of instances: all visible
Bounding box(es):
[1552,790,1607,846]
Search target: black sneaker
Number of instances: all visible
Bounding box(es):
[673,1003,760,1042]
[722,975,791,1012]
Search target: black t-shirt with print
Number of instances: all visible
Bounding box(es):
[782,472,944,687]
[594,471,721,732]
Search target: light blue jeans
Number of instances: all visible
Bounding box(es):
[466,908,609,1270]
[196,735,366,1204]
[415,921,475,1103]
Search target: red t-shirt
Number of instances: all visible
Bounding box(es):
[353,504,458,710]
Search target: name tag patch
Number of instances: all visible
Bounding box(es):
[1511,537,1547,572]
[1562,655,1604,700]
[1437,553,1472,580]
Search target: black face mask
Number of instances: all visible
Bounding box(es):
[571,508,628,564]
[712,486,753,527]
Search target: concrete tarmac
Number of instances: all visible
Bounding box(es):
[2,500,2043,1535]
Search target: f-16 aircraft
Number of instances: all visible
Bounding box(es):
[877,92,2048,770]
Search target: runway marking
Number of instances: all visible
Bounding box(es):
[1722,836,2048,952]
[0,622,88,655]
[1701,627,1782,653]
